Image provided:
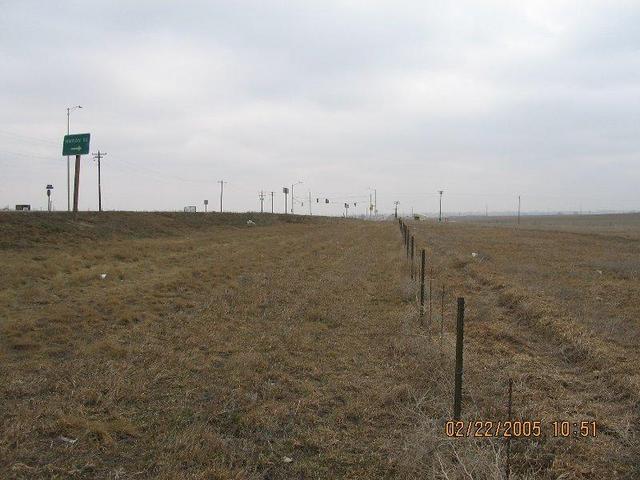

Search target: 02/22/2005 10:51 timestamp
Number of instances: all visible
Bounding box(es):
[445,420,597,438]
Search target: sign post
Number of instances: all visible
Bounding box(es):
[283,187,289,214]
[72,155,81,212]
[46,184,53,212]
[62,134,90,213]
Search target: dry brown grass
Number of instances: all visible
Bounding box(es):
[2,212,638,478]
[2,212,484,479]
[406,215,640,479]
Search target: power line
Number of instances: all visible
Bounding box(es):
[107,157,216,185]
[0,130,59,146]
[0,149,61,161]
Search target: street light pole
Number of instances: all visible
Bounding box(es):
[367,187,377,217]
[291,181,303,214]
[374,189,377,215]
[218,180,227,213]
[66,105,82,211]
[283,187,289,213]
[46,185,53,212]
[67,109,69,211]
[438,190,444,222]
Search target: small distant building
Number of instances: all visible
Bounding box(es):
[15,205,31,211]
[183,206,197,213]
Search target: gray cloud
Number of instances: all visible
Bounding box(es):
[1,0,639,214]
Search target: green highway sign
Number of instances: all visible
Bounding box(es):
[62,133,91,156]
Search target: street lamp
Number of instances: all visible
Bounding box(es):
[367,187,377,217]
[291,181,303,214]
[66,105,82,211]
[46,184,54,212]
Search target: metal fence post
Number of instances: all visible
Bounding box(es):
[453,297,465,420]
[410,236,415,279]
[506,378,513,479]
[420,249,425,318]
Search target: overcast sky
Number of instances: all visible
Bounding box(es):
[1,1,639,215]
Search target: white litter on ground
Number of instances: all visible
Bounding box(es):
[58,436,77,444]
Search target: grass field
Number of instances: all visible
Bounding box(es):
[1,212,638,478]
[407,213,640,478]
[456,212,640,237]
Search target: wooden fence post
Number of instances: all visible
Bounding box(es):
[410,236,415,279]
[453,297,465,420]
[506,378,513,479]
[440,285,445,353]
[428,267,433,324]
[406,230,410,259]
[420,249,425,318]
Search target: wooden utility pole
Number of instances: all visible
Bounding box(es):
[92,151,107,212]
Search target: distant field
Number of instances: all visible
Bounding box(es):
[456,212,640,238]
[1,212,638,478]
